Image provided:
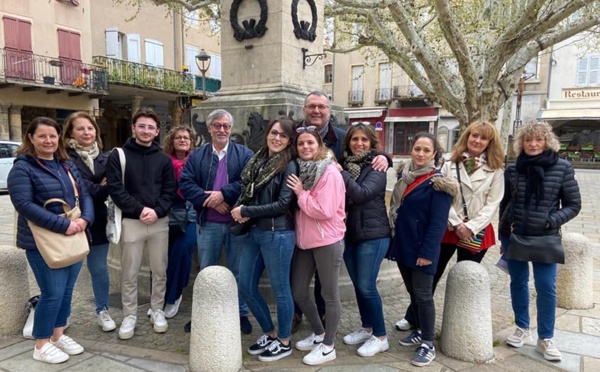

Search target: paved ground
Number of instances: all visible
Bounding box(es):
[0,168,598,371]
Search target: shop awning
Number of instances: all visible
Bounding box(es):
[538,109,600,120]
[346,109,384,119]
[384,115,438,122]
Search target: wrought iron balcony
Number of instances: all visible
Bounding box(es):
[93,56,194,94]
[348,90,364,105]
[194,75,221,94]
[393,84,425,99]
[375,88,393,103]
[0,47,108,93]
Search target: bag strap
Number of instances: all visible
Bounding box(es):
[42,198,71,213]
[455,164,469,219]
[115,148,125,185]
[66,170,79,207]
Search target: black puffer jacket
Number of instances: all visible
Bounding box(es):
[342,163,390,243]
[499,158,581,237]
[241,160,298,231]
[67,148,109,246]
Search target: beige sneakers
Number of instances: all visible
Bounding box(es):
[536,338,562,361]
[506,327,532,348]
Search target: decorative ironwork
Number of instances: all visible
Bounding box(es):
[393,84,425,99]
[291,0,317,41]
[243,112,269,152]
[230,0,269,41]
[302,48,326,69]
[93,56,194,94]
[0,47,108,93]
[348,90,364,104]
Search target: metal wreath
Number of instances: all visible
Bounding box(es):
[291,0,317,42]
[230,0,269,41]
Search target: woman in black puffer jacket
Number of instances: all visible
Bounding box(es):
[499,121,581,362]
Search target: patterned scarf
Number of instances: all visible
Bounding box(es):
[461,151,487,175]
[238,146,286,206]
[68,138,99,174]
[394,159,436,201]
[297,155,332,190]
[344,150,373,180]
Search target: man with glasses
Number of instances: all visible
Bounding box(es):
[292,91,391,333]
[180,109,254,334]
[107,107,177,340]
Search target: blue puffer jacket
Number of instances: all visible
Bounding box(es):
[8,154,94,251]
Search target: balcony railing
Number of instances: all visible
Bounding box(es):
[93,56,194,94]
[375,88,393,102]
[194,75,221,94]
[0,47,108,93]
[348,90,364,105]
[393,84,425,99]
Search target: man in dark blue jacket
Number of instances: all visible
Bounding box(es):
[180,109,254,333]
[107,108,177,340]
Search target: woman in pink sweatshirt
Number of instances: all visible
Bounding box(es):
[286,127,346,366]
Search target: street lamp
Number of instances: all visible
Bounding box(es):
[195,49,211,98]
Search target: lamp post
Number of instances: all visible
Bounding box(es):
[195,49,211,99]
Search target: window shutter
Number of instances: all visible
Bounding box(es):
[127,34,140,63]
[209,54,221,80]
[105,28,119,58]
[185,46,198,75]
[589,57,599,85]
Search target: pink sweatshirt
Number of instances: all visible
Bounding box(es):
[295,164,346,249]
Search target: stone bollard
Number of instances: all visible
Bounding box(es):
[440,261,494,363]
[190,266,242,372]
[556,233,594,309]
[0,245,30,335]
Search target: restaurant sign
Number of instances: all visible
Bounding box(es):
[563,88,600,99]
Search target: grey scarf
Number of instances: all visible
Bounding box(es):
[395,159,436,201]
[298,155,333,190]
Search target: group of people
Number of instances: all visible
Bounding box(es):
[8,89,581,367]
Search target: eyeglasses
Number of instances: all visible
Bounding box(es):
[269,129,290,140]
[296,125,317,134]
[174,136,191,141]
[305,104,329,111]
[211,123,232,131]
[351,121,371,126]
[136,124,157,131]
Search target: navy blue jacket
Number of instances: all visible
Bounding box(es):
[388,171,455,275]
[8,154,94,251]
[67,148,109,246]
[179,141,253,225]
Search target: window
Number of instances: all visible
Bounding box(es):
[105,28,123,59]
[209,54,221,80]
[3,16,33,80]
[524,55,538,78]
[577,55,600,86]
[377,62,392,101]
[58,29,82,85]
[350,65,364,103]
[208,4,220,33]
[126,34,140,63]
[324,17,334,46]
[145,39,164,67]
[185,10,199,28]
[185,46,199,76]
[351,23,364,46]
[324,64,333,83]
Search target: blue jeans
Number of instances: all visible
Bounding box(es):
[26,249,82,339]
[87,243,110,313]
[197,221,249,316]
[344,237,389,337]
[166,223,197,304]
[239,227,295,339]
[500,234,557,339]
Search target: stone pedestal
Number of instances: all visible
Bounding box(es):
[557,233,594,309]
[0,245,30,335]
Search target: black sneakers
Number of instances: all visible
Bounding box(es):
[257,339,292,362]
[247,334,277,355]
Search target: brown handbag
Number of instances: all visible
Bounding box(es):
[27,172,89,268]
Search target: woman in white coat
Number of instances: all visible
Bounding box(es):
[395,120,505,332]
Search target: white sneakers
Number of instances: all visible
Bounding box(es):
[343,329,372,345]
[33,343,69,364]
[164,296,182,319]
[149,309,168,333]
[536,338,562,361]
[357,336,389,357]
[295,333,324,351]
[506,326,532,348]
[302,343,336,365]
[97,310,116,332]
[33,335,85,364]
[395,318,414,331]
[119,315,137,340]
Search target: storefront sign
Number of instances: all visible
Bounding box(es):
[563,89,600,99]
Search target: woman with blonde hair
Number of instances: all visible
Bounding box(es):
[62,112,116,332]
[499,121,580,361]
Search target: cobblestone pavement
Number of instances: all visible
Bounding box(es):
[0,168,598,371]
